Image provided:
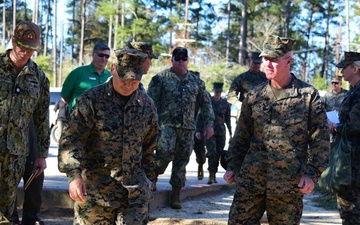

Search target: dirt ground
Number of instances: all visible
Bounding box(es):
[27,189,341,225]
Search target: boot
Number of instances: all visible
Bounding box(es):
[170,186,182,209]
[151,176,158,191]
[207,172,217,184]
[197,164,204,180]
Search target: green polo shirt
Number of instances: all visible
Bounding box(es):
[61,63,111,112]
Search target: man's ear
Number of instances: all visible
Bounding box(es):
[110,63,116,75]
[287,57,293,65]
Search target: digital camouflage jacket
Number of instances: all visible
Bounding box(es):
[227,75,330,196]
[147,68,214,130]
[58,80,158,205]
[0,50,50,157]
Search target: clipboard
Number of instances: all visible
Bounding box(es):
[24,168,40,190]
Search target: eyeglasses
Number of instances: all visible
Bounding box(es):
[174,56,188,61]
[331,82,339,85]
[96,53,110,59]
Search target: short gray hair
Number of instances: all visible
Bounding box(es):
[352,61,360,68]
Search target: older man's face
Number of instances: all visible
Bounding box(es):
[262,54,292,81]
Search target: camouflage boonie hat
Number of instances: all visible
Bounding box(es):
[14,21,41,51]
[127,41,158,59]
[336,51,360,68]
[331,75,342,83]
[260,35,296,58]
[114,47,148,80]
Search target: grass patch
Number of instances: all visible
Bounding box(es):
[311,184,338,210]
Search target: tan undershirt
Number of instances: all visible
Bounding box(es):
[270,85,285,99]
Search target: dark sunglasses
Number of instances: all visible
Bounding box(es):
[96,53,110,59]
[174,56,188,61]
[331,82,339,85]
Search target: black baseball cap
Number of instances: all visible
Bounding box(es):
[172,47,188,58]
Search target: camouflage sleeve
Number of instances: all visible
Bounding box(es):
[225,102,232,135]
[58,95,94,183]
[141,104,159,182]
[306,91,330,182]
[195,111,204,132]
[226,96,253,172]
[147,74,162,108]
[33,70,50,158]
[227,76,242,109]
[336,92,360,138]
[198,86,214,127]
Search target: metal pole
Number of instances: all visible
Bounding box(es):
[53,0,57,87]
[59,21,64,86]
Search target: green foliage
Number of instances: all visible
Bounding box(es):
[312,74,329,91]
[3,0,356,88]
[33,54,52,75]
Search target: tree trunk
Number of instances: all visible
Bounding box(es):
[239,0,247,66]
[53,0,57,86]
[114,0,119,49]
[284,0,291,37]
[108,0,113,49]
[121,0,124,47]
[79,0,85,66]
[2,1,6,49]
[13,0,16,32]
[321,0,331,80]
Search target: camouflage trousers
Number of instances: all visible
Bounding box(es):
[154,125,195,187]
[337,186,360,225]
[205,134,226,173]
[193,133,206,165]
[228,191,303,225]
[0,152,27,223]
[74,199,149,225]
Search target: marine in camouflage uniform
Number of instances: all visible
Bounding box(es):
[330,51,360,225]
[323,75,348,112]
[192,71,208,180]
[323,75,348,143]
[147,47,214,209]
[197,82,231,184]
[224,35,329,225]
[227,51,267,119]
[0,21,50,223]
[58,47,158,225]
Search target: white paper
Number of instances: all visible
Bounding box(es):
[326,111,339,124]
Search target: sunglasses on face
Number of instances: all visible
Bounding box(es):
[331,82,339,85]
[96,53,110,59]
[174,56,188,61]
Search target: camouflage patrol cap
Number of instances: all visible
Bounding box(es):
[336,51,360,68]
[172,47,188,57]
[250,51,262,63]
[213,82,224,92]
[14,21,41,51]
[260,35,296,58]
[128,41,158,59]
[114,47,148,80]
[331,75,342,83]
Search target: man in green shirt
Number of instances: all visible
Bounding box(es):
[61,42,111,112]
